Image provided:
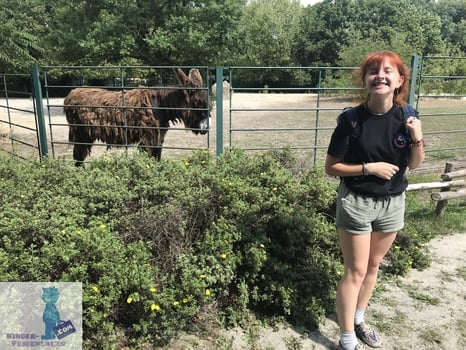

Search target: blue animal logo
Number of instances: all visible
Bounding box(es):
[41,287,63,340]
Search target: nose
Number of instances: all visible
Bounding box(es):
[376,69,385,78]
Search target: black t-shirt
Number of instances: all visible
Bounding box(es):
[327,104,414,197]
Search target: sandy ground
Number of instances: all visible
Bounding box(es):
[165,232,466,350]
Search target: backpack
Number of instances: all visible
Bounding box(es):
[342,104,417,140]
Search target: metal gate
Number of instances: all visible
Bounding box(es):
[0,68,47,159]
[1,58,465,165]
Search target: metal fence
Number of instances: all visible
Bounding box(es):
[0,70,47,159]
[1,57,465,168]
[411,56,466,163]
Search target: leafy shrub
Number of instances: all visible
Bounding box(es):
[2,150,456,348]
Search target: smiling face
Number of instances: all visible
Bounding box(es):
[358,51,410,106]
[364,58,404,98]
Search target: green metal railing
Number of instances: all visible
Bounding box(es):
[1,57,464,166]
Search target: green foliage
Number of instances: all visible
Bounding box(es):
[298,0,448,68]
[3,0,466,90]
[0,150,338,347]
[0,0,46,72]
[0,151,463,348]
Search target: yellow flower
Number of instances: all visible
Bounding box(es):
[127,297,133,304]
[182,298,188,304]
[205,289,211,296]
[173,301,179,306]
[149,287,156,293]
[199,274,206,279]
[92,286,99,293]
[99,224,106,229]
[151,304,160,311]
[220,253,227,260]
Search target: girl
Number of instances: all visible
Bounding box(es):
[325,51,424,350]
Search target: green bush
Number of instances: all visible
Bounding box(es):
[2,150,461,348]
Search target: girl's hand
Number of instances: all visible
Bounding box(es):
[405,117,423,142]
[367,162,400,180]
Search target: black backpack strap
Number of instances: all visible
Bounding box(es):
[401,104,417,120]
[400,104,418,143]
[343,107,361,138]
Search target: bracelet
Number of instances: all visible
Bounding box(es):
[362,162,368,176]
[411,138,425,148]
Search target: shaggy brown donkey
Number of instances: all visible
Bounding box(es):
[64,68,210,166]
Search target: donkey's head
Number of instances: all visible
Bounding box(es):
[175,68,211,135]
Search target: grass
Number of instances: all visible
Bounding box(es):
[406,288,441,306]
[419,326,444,346]
[456,266,466,281]
[457,319,466,349]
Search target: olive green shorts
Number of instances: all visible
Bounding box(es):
[336,181,405,234]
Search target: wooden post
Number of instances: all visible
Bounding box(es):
[435,162,454,216]
[431,189,466,201]
[406,180,465,192]
[441,169,466,181]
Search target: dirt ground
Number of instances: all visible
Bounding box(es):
[165,232,466,350]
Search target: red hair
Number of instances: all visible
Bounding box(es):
[355,51,410,106]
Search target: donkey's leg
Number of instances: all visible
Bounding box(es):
[154,147,162,161]
[154,128,168,161]
[73,143,93,167]
[71,129,93,167]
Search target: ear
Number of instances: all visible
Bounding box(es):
[398,75,405,88]
[188,69,204,87]
[175,68,191,87]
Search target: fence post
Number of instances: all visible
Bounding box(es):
[409,55,421,105]
[215,66,224,156]
[436,162,454,216]
[31,65,48,158]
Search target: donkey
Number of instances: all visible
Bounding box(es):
[64,68,210,165]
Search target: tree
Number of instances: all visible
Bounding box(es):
[0,0,46,72]
[432,0,466,53]
[43,0,150,66]
[237,0,302,67]
[143,0,246,66]
[296,0,447,68]
[232,0,304,87]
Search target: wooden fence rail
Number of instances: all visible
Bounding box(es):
[407,162,466,216]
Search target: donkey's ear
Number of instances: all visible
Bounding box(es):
[188,69,204,87]
[175,68,191,87]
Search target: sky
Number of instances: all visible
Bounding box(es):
[300,0,323,6]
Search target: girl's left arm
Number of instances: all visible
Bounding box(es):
[405,117,425,169]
